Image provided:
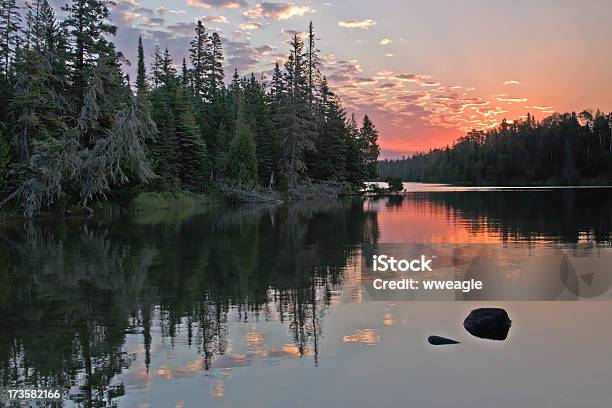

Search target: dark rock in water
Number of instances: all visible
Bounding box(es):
[463,308,512,341]
[428,335,460,345]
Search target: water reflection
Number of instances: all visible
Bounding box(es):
[0,188,611,406]
[371,188,612,243]
[0,199,377,406]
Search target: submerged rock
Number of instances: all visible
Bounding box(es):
[428,335,460,345]
[463,308,512,341]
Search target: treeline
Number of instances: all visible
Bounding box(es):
[379,112,612,185]
[0,0,380,216]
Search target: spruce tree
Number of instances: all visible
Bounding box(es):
[274,34,315,188]
[181,58,189,88]
[149,84,177,181]
[189,20,209,100]
[228,119,258,187]
[344,113,365,184]
[269,62,284,107]
[174,86,208,190]
[150,45,162,89]
[0,0,21,126]
[61,0,117,107]
[310,77,346,180]
[135,36,147,97]
[214,123,231,179]
[208,32,223,96]
[0,0,20,78]
[306,21,321,105]
[10,1,68,160]
[244,73,277,186]
[360,115,380,178]
[161,48,177,88]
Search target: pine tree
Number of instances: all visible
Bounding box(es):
[181,58,189,88]
[0,0,21,126]
[269,62,284,107]
[213,122,231,179]
[244,73,277,185]
[344,113,364,184]
[307,21,321,105]
[149,83,177,181]
[76,42,132,147]
[284,34,308,100]
[0,0,21,78]
[174,86,208,190]
[150,45,162,89]
[274,34,316,188]
[135,36,147,97]
[161,48,177,87]
[310,77,346,180]
[228,119,258,187]
[61,0,117,107]
[230,68,240,93]
[208,32,223,96]
[10,1,68,160]
[189,20,209,100]
[360,115,380,178]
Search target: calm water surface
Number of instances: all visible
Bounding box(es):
[1,185,612,407]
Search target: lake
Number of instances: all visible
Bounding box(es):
[1,184,612,407]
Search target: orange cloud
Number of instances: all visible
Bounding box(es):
[338,19,376,29]
[239,22,264,30]
[496,95,528,103]
[198,15,228,23]
[244,2,310,20]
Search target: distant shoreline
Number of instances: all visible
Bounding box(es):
[370,180,612,188]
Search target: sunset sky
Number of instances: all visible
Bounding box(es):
[52,0,612,158]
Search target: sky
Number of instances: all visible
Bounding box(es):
[50,0,612,158]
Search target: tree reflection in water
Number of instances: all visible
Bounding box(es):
[0,199,379,407]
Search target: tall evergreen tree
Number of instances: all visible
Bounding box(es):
[269,62,284,107]
[135,36,147,97]
[344,113,365,184]
[306,21,320,105]
[310,77,346,180]
[150,45,162,89]
[61,0,117,107]
[181,58,189,88]
[160,48,176,88]
[0,0,21,125]
[174,86,208,190]
[148,82,177,182]
[360,115,380,178]
[228,118,258,187]
[10,1,68,160]
[0,0,20,78]
[189,20,209,100]
[208,32,223,96]
[274,34,316,188]
[244,73,277,186]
